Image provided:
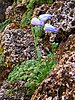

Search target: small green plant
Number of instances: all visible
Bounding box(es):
[0,19,11,32]
[32,25,44,57]
[8,9,58,97]
[31,14,58,57]
[0,54,3,67]
[7,55,56,96]
[7,42,58,96]
[21,9,33,27]
[51,42,58,64]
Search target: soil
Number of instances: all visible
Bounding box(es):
[0,67,10,87]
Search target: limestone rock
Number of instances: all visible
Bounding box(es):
[0,0,13,22]
[5,3,26,25]
[0,28,35,67]
[31,34,75,100]
[33,0,75,43]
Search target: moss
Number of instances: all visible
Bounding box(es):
[5,91,15,97]
[0,47,3,55]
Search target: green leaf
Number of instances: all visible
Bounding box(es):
[0,19,11,32]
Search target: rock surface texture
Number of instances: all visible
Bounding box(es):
[0,34,75,100]
[0,28,35,67]
[1,0,75,67]
[0,0,13,22]
[33,0,75,43]
[0,80,30,100]
[31,34,75,100]
[30,0,75,99]
[0,25,50,67]
[0,0,75,99]
[5,3,26,24]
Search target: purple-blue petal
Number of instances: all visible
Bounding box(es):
[39,14,52,22]
[44,23,59,33]
[31,17,44,26]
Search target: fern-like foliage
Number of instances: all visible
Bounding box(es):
[8,56,57,95]
[7,42,58,96]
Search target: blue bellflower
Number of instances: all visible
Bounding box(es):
[39,14,52,22]
[31,17,44,26]
[44,23,59,33]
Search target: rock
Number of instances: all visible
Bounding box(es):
[32,4,50,17]
[0,80,30,100]
[0,0,13,22]
[47,0,75,42]
[30,34,75,100]
[33,0,75,43]
[0,32,75,100]
[0,28,35,67]
[0,23,52,68]
[5,3,26,25]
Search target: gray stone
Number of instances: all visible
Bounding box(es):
[0,0,13,22]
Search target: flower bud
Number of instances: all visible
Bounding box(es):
[44,23,59,33]
[39,14,52,22]
[31,17,44,26]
